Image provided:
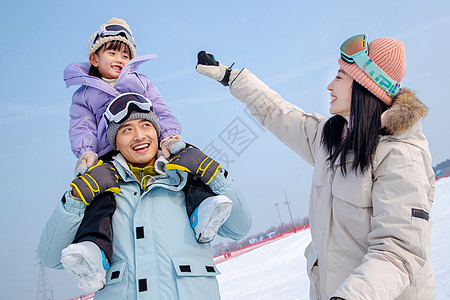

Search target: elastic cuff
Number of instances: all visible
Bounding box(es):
[160,130,182,142]
[229,68,245,87]
[62,191,87,214]
[160,135,182,143]
[76,146,97,159]
[101,249,110,270]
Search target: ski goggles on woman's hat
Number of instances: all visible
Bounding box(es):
[88,24,136,52]
[105,93,153,124]
[340,34,401,97]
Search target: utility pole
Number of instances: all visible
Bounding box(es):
[282,189,297,233]
[274,203,285,233]
[36,259,53,300]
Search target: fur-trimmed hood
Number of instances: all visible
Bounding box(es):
[383,88,428,135]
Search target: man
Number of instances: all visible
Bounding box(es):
[38,93,252,299]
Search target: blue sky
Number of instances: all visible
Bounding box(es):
[1,1,449,298]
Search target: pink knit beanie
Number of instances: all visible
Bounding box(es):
[338,37,406,106]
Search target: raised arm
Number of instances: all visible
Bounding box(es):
[196,51,326,165]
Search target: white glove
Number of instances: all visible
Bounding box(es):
[74,151,98,177]
[196,51,241,86]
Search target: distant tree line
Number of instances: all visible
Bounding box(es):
[433,158,450,175]
[212,216,309,256]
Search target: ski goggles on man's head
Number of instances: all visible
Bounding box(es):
[89,24,136,52]
[340,34,401,97]
[105,93,153,124]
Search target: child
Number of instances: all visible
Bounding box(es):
[60,18,232,293]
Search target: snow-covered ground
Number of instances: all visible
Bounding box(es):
[217,177,450,300]
[430,177,450,299]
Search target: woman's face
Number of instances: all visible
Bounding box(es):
[327,68,353,117]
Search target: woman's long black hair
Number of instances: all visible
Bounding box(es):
[321,81,388,176]
[89,40,131,78]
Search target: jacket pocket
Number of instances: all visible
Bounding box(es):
[409,208,429,260]
[172,256,220,300]
[332,170,373,245]
[94,261,128,298]
[332,170,372,208]
[105,261,127,285]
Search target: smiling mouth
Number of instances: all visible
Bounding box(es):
[133,143,150,152]
[112,65,122,71]
[330,95,337,103]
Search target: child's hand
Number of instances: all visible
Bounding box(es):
[74,151,99,177]
[160,136,186,159]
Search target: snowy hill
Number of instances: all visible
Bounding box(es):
[216,177,450,300]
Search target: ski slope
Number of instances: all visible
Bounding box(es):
[216,177,450,300]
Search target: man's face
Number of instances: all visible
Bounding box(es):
[115,119,158,167]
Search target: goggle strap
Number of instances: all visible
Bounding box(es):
[353,53,401,97]
[89,24,136,52]
[106,97,153,124]
[340,48,368,63]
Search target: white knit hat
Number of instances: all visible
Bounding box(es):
[87,18,136,59]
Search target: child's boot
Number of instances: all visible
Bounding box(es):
[61,241,109,293]
[190,195,233,243]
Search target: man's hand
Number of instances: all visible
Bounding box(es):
[74,151,98,176]
[165,146,221,185]
[70,160,120,205]
[196,51,240,86]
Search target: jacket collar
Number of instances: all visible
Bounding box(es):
[111,152,187,190]
[63,54,158,95]
[383,88,428,136]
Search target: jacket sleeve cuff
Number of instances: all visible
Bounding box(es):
[75,146,97,159]
[160,129,182,141]
[63,191,87,215]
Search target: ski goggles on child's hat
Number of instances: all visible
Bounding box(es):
[88,24,136,52]
[340,34,401,97]
[105,93,154,124]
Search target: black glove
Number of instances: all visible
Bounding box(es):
[70,160,120,205]
[196,50,236,86]
[165,146,221,185]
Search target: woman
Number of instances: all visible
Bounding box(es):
[195,35,435,299]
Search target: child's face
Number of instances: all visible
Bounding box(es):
[89,46,131,79]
